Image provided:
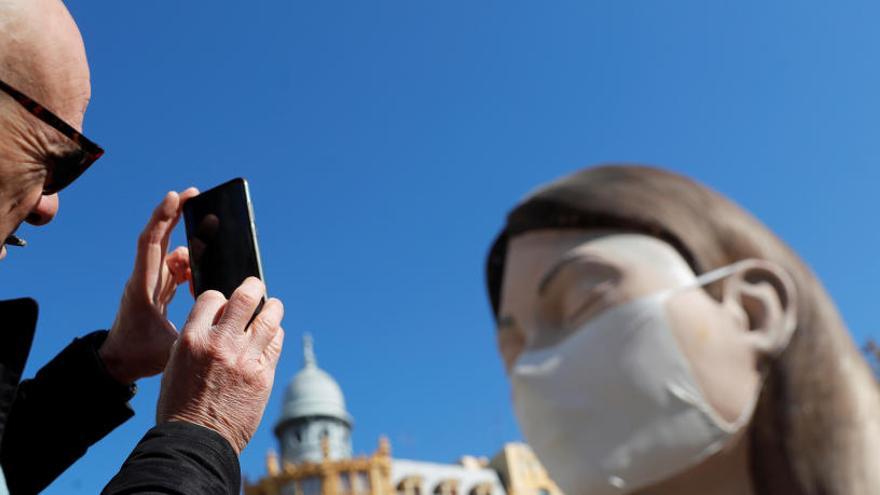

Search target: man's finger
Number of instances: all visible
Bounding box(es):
[181,290,227,339]
[157,246,191,310]
[247,298,284,358]
[134,187,198,278]
[262,326,285,368]
[133,191,180,280]
[216,277,265,341]
[166,246,190,286]
[179,187,199,205]
[168,187,199,238]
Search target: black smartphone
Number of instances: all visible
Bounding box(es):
[183,178,265,299]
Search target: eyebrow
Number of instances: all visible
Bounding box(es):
[538,256,576,296]
[537,253,600,294]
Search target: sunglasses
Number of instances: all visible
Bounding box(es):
[0,78,103,194]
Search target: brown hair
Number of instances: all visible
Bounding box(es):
[486,165,880,494]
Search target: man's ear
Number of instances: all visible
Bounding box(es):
[720,259,798,357]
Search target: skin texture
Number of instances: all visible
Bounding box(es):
[0,0,87,258]
[0,0,286,454]
[157,277,285,454]
[100,189,200,384]
[498,230,796,495]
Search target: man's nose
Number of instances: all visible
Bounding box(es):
[26,193,59,226]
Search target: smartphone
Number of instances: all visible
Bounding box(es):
[183,178,265,299]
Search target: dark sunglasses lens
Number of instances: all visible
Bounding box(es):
[43,149,97,195]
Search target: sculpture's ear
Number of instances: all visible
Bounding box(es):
[719,260,798,358]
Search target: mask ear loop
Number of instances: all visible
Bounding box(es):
[690,260,755,292]
[662,259,765,435]
[649,261,751,306]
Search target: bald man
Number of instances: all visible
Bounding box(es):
[0,1,285,494]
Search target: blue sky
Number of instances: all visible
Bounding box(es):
[1,1,879,492]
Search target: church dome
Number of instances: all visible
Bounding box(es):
[278,335,353,426]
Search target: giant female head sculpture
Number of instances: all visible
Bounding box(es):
[486,165,880,495]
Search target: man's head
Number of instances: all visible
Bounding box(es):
[0,0,90,259]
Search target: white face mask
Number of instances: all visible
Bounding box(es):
[510,262,760,495]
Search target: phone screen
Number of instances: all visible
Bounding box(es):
[183,178,264,299]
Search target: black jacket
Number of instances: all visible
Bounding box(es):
[0,298,240,494]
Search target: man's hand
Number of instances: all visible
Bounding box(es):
[156,277,285,454]
[99,188,199,385]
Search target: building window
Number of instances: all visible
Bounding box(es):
[339,472,352,495]
[469,483,493,495]
[352,471,370,494]
[300,477,322,495]
[397,476,423,495]
[280,481,298,495]
[434,480,459,495]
